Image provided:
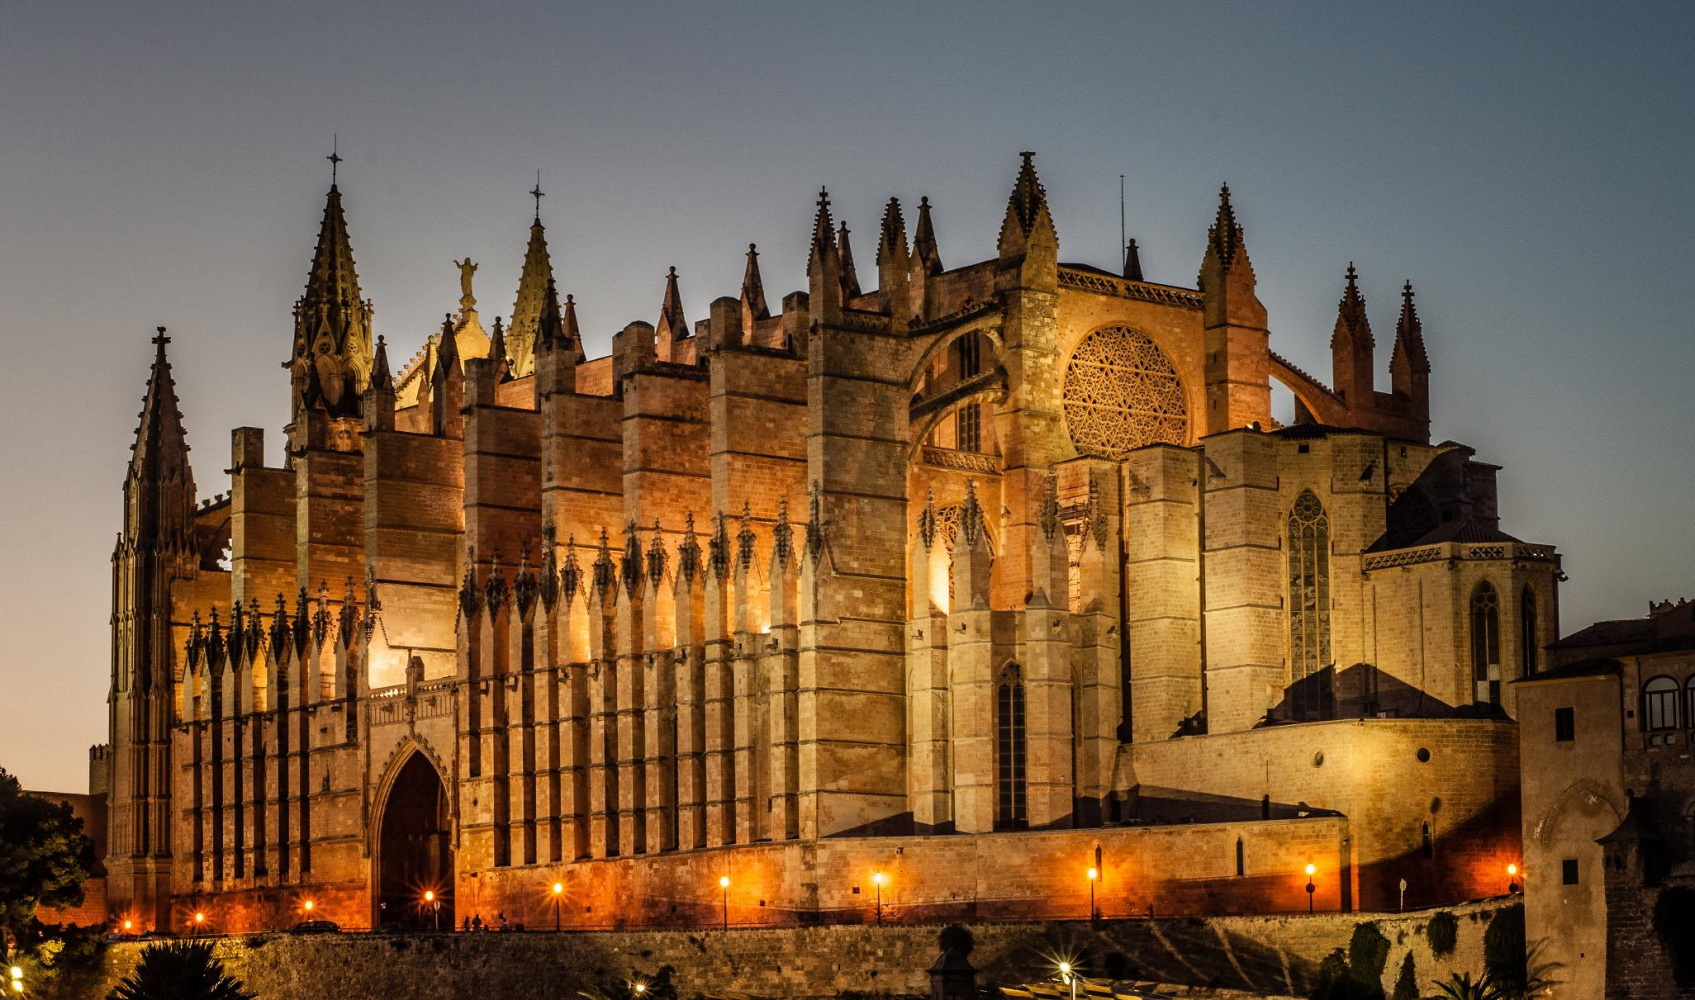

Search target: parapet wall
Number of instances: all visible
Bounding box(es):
[52,899,1510,1000]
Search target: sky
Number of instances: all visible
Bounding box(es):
[2,2,1691,791]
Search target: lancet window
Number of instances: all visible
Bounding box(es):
[1288,491,1331,681]
[1520,587,1539,678]
[996,664,1028,831]
[1471,582,1501,705]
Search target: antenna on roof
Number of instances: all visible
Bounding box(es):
[1119,174,1126,270]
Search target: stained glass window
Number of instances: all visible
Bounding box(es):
[1288,491,1331,681]
[1063,327,1187,459]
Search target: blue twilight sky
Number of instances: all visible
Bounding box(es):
[2,3,1691,790]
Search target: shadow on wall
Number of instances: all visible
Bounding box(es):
[1355,791,1523,912]
[975,919,1324,996]
[1262,663,1508,725]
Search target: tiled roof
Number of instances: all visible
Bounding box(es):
[1513,657,1621,684]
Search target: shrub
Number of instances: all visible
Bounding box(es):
[1348,922,1390,997]
[938,923,975,958]
[106,941,254,1000]
[1426,911,1459,957]
[1652,887,1695,989]
[1482,904,1525,998]
[1426,971,1503,1000]
[1391,951,1417,1000]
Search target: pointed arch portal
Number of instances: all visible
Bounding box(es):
[376,752,454,929]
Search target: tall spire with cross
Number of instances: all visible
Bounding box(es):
[507,172,558,378]
[288,141,372,428]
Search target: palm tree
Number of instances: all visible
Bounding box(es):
[107,941,255,1000]
[1425,971,1503,1000]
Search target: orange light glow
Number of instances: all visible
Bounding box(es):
[718,875,730,889]
[873,871,887,886]
[424,890,435,903]
[194,912,205,923]
[1305,863,1317,877]
[303,899,315,912]
[1507,863,1518,876]
[122,920,133,931]
[1086,867,1098,881]
[552,882,564,895]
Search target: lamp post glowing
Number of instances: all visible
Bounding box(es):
[1057,961,1077,1000]
[193,911,205,937]
[1086,866,1099,921]
[552,881,564,932]
[1304,863,1317,914]
[121,920,133,934]
[1507,862,1521,895]
[719,875,730,931]
[10,965,22,996]
[633,983,647,996]
[424,890,439,931]
[303,899,315,914]
[872,871,887,925]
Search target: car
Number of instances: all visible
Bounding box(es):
[290,919,341,934]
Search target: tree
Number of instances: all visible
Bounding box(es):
[1424,971,1502,1000]
[1482,904,1525,998]
[0,768,97,935]
[107,941,254,1000]
[1392,952,1418,1000]
[1425,911,1458,958]
[938,923,975,958]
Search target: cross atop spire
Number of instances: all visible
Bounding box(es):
[327,135,342,188]
[1337,263,1369,334]
[507,189,559,377]
[129,325,194,494]
[1006,151,1049,236]
[530,170,544,222]
[1393,280,1430,374]
[1207,183,1246,272]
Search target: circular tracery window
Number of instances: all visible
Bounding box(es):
[1062,326,1188,459]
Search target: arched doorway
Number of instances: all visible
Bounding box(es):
[376,752,453,929]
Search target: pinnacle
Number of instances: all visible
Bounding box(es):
[811,187,836,253]
[876,197,907,264]
[1206,182,1246,273]
[1123,239,1143,282]
[1005,150,1049,237]
[838,221,861,298]
[507,201,558,376]
[914,196,942,275]
[741,243,769,323]
[371,335,393,390]
[659,266,687,341]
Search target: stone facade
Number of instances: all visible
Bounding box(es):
[100,154,1554,936]
[1517,599,1695,999]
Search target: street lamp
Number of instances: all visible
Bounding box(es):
[1086,866,1099,921]
[10,965,22,996]
[1057,961,1077,1000]
[633,983,647,996]
[303,899,315,914]
[1507,863,1521,895]
[1304,863,1317,914]
[424,890,440,931]
[719,876,730,931]
[121,920,133,934]
[193,911,205,937]
[552,882,564,932]
[872,872,887,925]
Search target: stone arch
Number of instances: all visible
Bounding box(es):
[1266,353,1347,427]
[1537,778,1626,848]
[906,323,1007,455]
[1061,324,1189,459]
[369,737,455,929]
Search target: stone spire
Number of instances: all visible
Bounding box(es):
[876,197,910,307]
[369,335,393,392]
[1200,183,1250,283]
[129,328,194,495]
[1392,281,1430,376]
[913,196,943,276]
[506,206,557,378]
[740,243,770,333]
[288,182,373,416]
[657,267,688,345]
[1123,239,1143,281]
[806,187,838,278]
[997,151,1057,257]
[1330,264,1374,406]
[488,315,510,382]
[837,221,862,299]
[431,313,464,437]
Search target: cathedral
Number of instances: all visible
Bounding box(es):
[104,154,1557,934]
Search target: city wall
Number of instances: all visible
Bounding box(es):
[52,899,1508,1000]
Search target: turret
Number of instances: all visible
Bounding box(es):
[109,327,197,929]
[1330,264,1375,407]
[1197,184,1270,434]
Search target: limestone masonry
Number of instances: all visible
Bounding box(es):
[103,154,1551,934]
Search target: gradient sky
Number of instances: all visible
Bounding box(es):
[3,3,1691,791]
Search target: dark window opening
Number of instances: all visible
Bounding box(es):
[1554,706,1575,743]
[1645,676,1680,732]
[1235,837,1245,877]
[1520,588,1539,678]
[956,403,981,452]
[996,666,1028,830]
[1562,858,1579,885]
[1421,821,1433,859]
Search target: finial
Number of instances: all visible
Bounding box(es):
[530,170,544,221]
[327,135,342,188]
[152,325,170,347]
